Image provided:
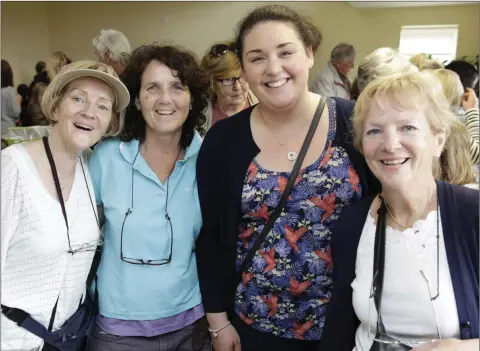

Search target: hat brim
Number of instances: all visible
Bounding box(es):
[55,69,130,113]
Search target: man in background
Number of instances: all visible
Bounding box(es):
[93,29,131,76]
[309,43,356,99]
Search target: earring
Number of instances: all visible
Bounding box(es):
[135,98,140,111]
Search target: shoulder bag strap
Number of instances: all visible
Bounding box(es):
[42,136,70,332]
[236,96,328,284]
[43,137,70,236]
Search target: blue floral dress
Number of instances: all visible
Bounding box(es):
[234,98,362,340]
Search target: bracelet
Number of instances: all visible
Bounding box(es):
[208,321,231,339]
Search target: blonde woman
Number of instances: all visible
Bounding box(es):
[431,69,479,165]
[1,61,129,351]
[46,51,71,81]
[200,41,258,130]
[409,53,444,70]
[356,47,418,93]
[322,71,479,350]
[439,120,478,188]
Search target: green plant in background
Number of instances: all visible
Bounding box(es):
[458,55,479,69]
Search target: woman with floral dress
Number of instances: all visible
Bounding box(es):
[195,4,379,351]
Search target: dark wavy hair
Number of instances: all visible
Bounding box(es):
[235,5,322,65]
[120,45,209,148]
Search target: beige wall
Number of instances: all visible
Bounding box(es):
[2,1,478,86]
[1,1,51,85]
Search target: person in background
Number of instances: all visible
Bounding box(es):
[28,82,49,126]
[46,51,71,82]
[200,41,258,130]
[1,60,129,351]
[1,59,21,132]
[356,47,418,93]
[93,29,131,77]
[17,84,30,126]
[196,5,379,351]
[350,78,360,101]
[431,69,479,165]
[88,44,211,351]
[445,60,479,92]
[29,61,50,91]
[409,53,444,71]
[439,120,478,189]
[309,43,355,99]
[321,71,479,350]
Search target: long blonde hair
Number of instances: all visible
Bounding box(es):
[430,69,465,109]
[439,120,476,185]
[409,53,444,70]
[46,51,70,80]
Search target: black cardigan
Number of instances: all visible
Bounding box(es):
[195,98,380,314]
[320,181,479,350]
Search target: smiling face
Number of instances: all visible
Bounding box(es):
[138,60,191,138]
[52,77,115,152]
[361,96,446,192]
[241,21,314,111]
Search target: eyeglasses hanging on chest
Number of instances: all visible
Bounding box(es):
[120,145,181,266]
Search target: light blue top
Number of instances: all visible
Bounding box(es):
[88,132,203,320]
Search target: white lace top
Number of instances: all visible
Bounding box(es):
[351,208,460,350]
[1,144,100,351]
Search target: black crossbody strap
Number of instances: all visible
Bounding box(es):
[42,137,70,235]
[372,196,388,336]
[370,197,412,351]
[237,97,328,284]
[42,136,70,332]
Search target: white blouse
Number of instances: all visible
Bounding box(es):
[1,144,100,351]
[351,208,460,351]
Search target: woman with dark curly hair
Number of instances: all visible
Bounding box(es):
[88,44,211,351]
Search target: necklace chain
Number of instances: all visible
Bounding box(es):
[384,191,436,230]
[258,112,300,161]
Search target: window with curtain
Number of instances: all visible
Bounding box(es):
[398,25,459,64]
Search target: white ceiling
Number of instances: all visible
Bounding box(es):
[347,1,477,9]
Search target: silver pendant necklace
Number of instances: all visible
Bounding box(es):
[259,113,298,161]
[287,152,298,161]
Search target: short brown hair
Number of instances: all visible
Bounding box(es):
[235,5,322,63]
[41,60,125,137]
[1,59,14,88]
